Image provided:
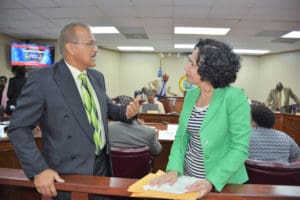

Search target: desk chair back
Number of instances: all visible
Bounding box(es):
[110,146,152,178]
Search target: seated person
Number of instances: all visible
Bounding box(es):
[140,91,165,114]
[134,86,149,100]
[108,118,162,156]
[249,104,300,163]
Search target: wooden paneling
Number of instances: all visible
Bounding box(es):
[139,113,179,123]
[0,138,42,169]
[274,113,300,145]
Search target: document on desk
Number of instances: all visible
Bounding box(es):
[143,175,201,194]
[128,170,200,200]
[158,124,178,140]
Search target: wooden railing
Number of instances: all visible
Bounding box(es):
[1,168,300,200]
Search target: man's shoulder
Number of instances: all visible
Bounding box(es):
[109,121,155,135]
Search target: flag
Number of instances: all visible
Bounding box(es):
[157,66,162,77]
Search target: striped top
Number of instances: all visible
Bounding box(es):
[184,106,208,178]
[249,127,300,163]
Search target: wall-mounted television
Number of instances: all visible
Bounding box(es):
[11,42,55,68]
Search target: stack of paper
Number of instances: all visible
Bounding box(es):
[128,170,200,200]
[158,124,178,140]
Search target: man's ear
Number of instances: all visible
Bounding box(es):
[65,43,75,56]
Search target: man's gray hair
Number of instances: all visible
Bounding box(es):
[58,22,91,56]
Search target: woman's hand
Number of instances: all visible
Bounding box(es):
[186,179,213,198]
[149,170,178,187]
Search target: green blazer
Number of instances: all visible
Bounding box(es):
[166,87,251,191]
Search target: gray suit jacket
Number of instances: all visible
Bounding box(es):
[266,87,299,111]
[108,120,162,156]
[8,59,129,178]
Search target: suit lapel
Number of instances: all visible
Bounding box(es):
[200,88,224,130]
[180,88,224,132]
[53,60,94,142]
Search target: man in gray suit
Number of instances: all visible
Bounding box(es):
[109,119,162,156]
[266,82,299,112]
[8,22,140,199]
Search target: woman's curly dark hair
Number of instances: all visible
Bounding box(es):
[251,104,275,128]
[195,39,240,88]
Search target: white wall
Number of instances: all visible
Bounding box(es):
[233,56,260,100]
[0,33,19,77]
[256,51,300,104]
[95,48,120,97]
[0,34,299,102]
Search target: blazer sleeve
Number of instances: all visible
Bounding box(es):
[206,89,251,191]
[266,89,273,106]
[8,73,49,178]
[289,88,300,104]
[149,129,162,156]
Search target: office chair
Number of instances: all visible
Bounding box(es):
[245,159,300,186]
[110,146,152,178]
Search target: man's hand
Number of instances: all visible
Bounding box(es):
[126,96,140,119]
[34,169,65,197]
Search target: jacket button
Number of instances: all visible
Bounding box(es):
[64,115,69,119]
[67,135,72,139]
[71,155,76,159]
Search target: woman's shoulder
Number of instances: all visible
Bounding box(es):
[222,86,245,98]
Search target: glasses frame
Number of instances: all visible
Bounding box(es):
[71,42,98,49]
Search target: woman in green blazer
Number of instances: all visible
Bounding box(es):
[150,39,251,198]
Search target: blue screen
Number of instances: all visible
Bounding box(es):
[11,42,54,67]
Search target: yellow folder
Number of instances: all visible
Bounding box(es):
[128,170,199,200]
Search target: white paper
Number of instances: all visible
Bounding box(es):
[143,175,202,194]
[167,124,178,133]
[158,124,178,140]
[0,125,7,138]
[158,130,175,140]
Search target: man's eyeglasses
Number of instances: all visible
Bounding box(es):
[72,42,98,49]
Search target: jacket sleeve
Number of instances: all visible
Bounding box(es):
[266,90,273,106]
[289,88,300,104]
[206,89,251,191]
[8,73,49,178]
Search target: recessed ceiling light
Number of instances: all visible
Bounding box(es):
[174,27,230,35]
[90,26,119,34]
[281,31,300,38]
[233,49,270,55]
[174,44,194,49]
[117,46,154,51]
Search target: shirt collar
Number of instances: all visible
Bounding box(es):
[64,60,87,80]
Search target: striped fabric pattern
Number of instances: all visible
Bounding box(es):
[249,127,300,163]
[184,106,208,179]
[79,73,102,154]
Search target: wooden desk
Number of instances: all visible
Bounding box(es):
[160,97,184,113]
[140,113,300,145]
[1,168,300,200]
[0,137,42,169]
[274,113,300,145]
[139,113,179,123]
